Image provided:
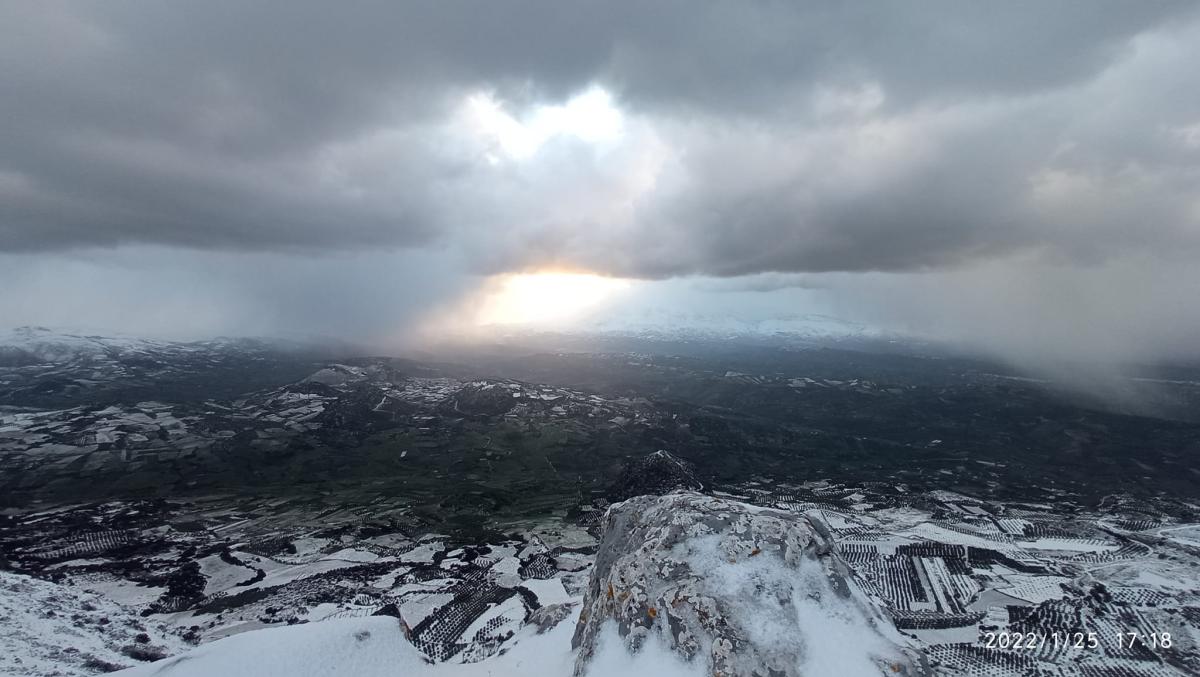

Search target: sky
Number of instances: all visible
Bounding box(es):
[3,2,1200,366]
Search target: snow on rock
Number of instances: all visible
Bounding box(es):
[0,571,187,676]
[571,492,926,677]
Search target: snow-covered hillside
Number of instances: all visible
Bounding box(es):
[0,326,304,366]
[0,326,181,365]
[0,326,336,412]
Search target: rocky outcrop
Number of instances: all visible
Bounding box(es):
[572,492,926,676]
[607,449,703,501]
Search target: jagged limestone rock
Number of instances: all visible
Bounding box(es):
[572,492,926,676]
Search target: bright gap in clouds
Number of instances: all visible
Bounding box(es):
[475,272,631,327]
[465,86,624,160]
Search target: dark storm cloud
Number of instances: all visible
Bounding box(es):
[2,1,1199,280]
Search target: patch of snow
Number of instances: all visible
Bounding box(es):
[399,542,442,564]
[321,548,380,563]
[1021,538,1118,553]
[520,577,571,606]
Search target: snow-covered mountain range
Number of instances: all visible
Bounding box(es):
[576,311,882,341]
[0,326,320,367]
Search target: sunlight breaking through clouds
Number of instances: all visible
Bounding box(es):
[473,272,632,327]
[465,86,624,160]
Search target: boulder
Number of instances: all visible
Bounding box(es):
[572,492,926,676]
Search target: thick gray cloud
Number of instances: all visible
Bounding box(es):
[3,1,1199,274]
[3,2,1200,371]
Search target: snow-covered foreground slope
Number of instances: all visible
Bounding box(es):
[112,611,704,677]
[114,616,507,677]
[0,571,189,675]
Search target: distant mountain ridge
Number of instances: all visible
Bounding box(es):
[0,327,339,409]
[576,311,881,341]
[0,326,343,368]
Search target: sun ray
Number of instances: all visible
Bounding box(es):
[475,272,630,327]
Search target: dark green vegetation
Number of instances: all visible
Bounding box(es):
[3,334,1199,536]
[458,337,1200,507]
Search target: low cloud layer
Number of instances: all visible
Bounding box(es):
[3,2,1200,365]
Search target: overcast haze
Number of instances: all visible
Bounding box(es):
[3,2,1200,365]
